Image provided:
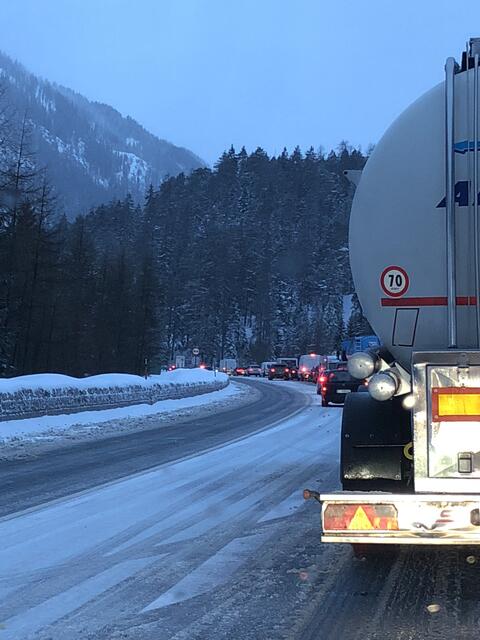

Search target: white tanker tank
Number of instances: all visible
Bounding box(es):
[349,40,480,375]
[306,39,480,551]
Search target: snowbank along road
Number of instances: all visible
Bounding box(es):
[1,380,480,639]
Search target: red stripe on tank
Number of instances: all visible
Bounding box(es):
[381,296,478,307]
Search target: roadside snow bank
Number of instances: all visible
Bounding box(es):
[0,370,228,421]
[0,381,246,445]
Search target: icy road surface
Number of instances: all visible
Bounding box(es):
[2,381,480,639]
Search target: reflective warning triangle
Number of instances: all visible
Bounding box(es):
[347,506,374,530]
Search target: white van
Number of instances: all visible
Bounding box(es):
[277,357,298,369]
[298,354,323,380]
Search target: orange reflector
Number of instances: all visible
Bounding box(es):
[323,504,398,531]
[432,387,480,421]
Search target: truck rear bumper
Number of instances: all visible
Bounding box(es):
[320,492,480,545]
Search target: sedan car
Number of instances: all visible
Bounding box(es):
[286,366,298,380]
[233,366,247,376]
[268,363,290,380]
[246,364,262,376]
[317,368,364,406]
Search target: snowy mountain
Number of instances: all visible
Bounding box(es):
[0,51,204,218]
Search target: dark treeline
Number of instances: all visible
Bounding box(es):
[0,116,370,374]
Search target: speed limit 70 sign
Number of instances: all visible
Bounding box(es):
[380,266,409,298]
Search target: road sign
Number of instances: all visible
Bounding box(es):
[192,347,200,356]
[380,265,409,298]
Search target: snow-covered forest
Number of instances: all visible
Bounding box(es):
[0,73,372,376]
[0,132,370,375]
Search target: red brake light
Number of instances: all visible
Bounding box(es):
[319,375,326,384]
[285,368,289,372]
[323,504,398,531]
[271,368,275,372]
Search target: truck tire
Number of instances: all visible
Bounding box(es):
[341,392,412,492]
[321,397,328,407]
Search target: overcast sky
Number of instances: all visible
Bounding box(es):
[2,0,480,163]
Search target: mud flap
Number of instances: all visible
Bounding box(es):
[341,392,412,490]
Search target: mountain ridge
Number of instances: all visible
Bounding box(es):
[0,50,205,218]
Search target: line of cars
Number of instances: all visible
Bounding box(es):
[298,355,368,406]
[268,352,367,406]
[232,354,367,406]
[232,359,299,380]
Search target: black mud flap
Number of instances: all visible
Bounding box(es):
[341,392,412,491]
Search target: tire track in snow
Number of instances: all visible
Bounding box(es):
[0,383,341,638]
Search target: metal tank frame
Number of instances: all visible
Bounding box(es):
[412,350,480,493]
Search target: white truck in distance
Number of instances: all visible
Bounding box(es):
[298,354,322,381]
[306,38,480,550]
[219,358,237,374]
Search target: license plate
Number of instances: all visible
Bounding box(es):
[338,389,351,394]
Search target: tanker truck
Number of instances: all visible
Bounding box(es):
[305,39,480,548]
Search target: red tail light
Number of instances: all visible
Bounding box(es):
[271,368,275,372]
[319,375,326,384]
[285,368,289,372]
[323,503,398,531]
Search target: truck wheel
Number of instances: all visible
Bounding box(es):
[321,397,328,407]
[341,392,412,492]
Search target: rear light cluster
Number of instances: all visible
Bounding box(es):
[323,504,398,531]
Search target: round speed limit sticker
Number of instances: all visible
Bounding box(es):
[380,266,409,298]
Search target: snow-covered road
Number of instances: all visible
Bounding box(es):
[0,381,342,639]
[4,381,476,640]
